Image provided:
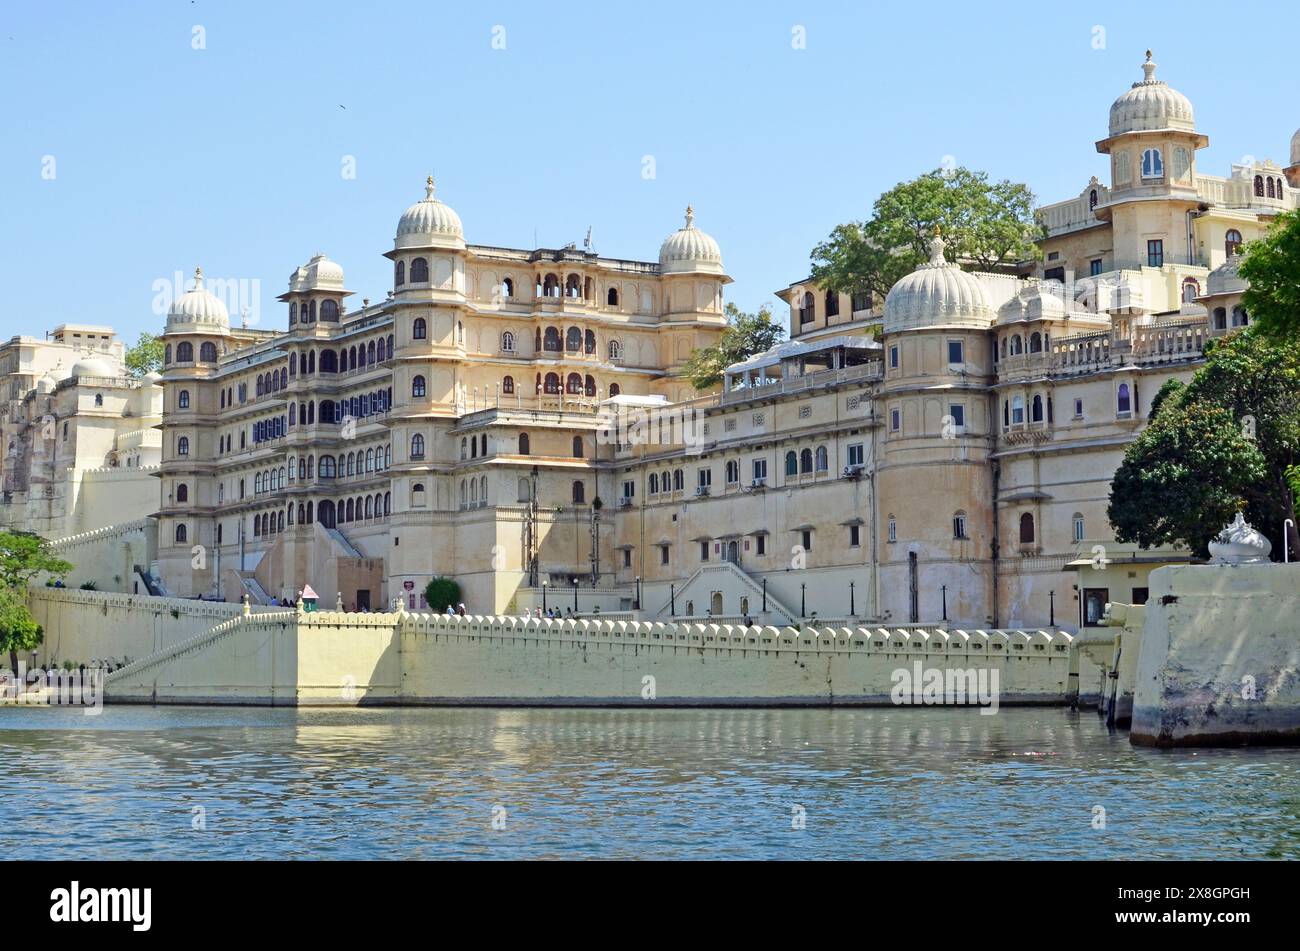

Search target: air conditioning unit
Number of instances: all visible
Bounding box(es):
[750,477,767,489]
[694,486,711,497]
[842,464,864,479]
[618,496,633,508]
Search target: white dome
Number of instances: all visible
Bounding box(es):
[142,370,164,386]
[35,372,57,394]
[288,253,347,293]
[658,206,724,275]
[1291,128,1300,166]
[167,268,230,334]
[1207,253,1248,297]
[883,232,995,334]
[70,356,115,378]
[394,177,464,250]
[998,281,1067,324]
[1109,52,1194,136]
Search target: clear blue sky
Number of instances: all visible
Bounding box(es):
[2,1,1293,341]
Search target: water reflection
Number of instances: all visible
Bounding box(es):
[1,706,1297,859]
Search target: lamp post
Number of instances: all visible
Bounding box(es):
[573,577,579,614]
[670,583,675,616]
[762,578,767,612]
[1286,519,1295,564]
[941,584,948,623]
[800,583,806,618]
[1049,590,1056,627]
[849,580,855,617]
[541,579,548,613]
[634,576,641,611]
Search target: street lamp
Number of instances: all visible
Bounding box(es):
[634,575,641,611]
[573,577,579,613]
[541,579,548,613]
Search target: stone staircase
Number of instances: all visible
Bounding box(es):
[653,561,798,624]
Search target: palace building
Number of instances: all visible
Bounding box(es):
[9,53,1299,630]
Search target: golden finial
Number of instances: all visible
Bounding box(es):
[424,175,435,199]
[685,204,695,227]
[1145,49,1152,62]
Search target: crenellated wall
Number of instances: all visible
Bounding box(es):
[99,599,1077,706]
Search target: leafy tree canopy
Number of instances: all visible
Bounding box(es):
[423,576,461,613]
[677,302,786,390]
[1108,330,1300,558]
[809,167,1043,302]
[0,531,73,589]
[1239,208,1300,342]
[124,332,164,377]
[0,585,43,674]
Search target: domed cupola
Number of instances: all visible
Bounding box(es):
[35,371,58,394]
[1207,252,1248,297]
[658,205,725,276]
[166,267,230,335]
[1290,128,1300,167]
[883,230,995,335]
[394,176,465,250]
[997,281,1067,325]
[1108,51,1195,136]
[70,356,115,378]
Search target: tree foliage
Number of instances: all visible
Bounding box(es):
[809,167,1042,301]
[124,331,165,377]
[0,531,73,589]
[1108,330,1300,558]
[677,302,786,390]
[423,576,461,613]
[1239,208,1300,342]
[0,585,43,674]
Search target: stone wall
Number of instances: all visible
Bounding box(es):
[101,600,1077,706]
[1131,562,1300,747]
[41,518,156,593]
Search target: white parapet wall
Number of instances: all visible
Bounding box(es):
[101,602,1077,707]
[1131,562,1300,747]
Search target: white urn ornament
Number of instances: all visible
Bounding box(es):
[1207,513,1272,565]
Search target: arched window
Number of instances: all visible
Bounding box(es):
[1267,177,1276,199]
[1089,188,1098,210]
[649,473,659,494]
[799,448,813,474]
[410,433,425,459]
[503,375,514,395]
[178,389,190,409]
[1140,148,1163,179]
[799,291,814,324]
[320,300,338,322]
[585,329,596,354]
[177,436,189,456]
[673,469,683,491]
[544,373,560,394]
[825,290,839,317]
[518,432,530,455]
[1117,383,1132,415]
[1225,229,1242,257]
[500,277,514,299]
[1018,512,1035,545]
[608,382,620,397]
[608,340,622,361]
[1029,332,1042,353]
[176,483,188,503]
[1011,395,1024,425]
[585,375,596,397]
[607,287,619,306]
[410,258,429,282]
[572,435,584,458]
[200,342,217,362]
[544,327,561,352]
[413,317,427,340]
[164,344,172,364]
[1181,278,1200,303]
[412,375,426,398]
[565,327,582,352]
[572,481,585,504]
[501,331,515,352]
[1031,394,1044,423]
[175,524,187,543]
[1213,307,1227,330]
[1010,334,1023,355]
[785,451,798,476]
[1073,512,1086,543]
[176,341,194,362]
[566,373,583,394]
[309,300,316,322]
[814,446,828,472]
[395,260,405,286]
[1254,175,1265,197]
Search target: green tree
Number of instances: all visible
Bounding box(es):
[810,167,1042,302]
[1108,330,1300,558]
[677,302,786,390]
[423,576,461,614]
[123,331,165,377]
[0,530,73,589]
[1239,208,1300,342]
[0,585,43,674]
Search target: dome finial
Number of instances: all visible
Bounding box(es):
[685,204,694,228]
[928,228,946,265]
[194,266,203,289]
[425,175,435,199]
[1141,50,1157,83]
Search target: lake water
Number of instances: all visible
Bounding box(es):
[2,705,1297,860]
